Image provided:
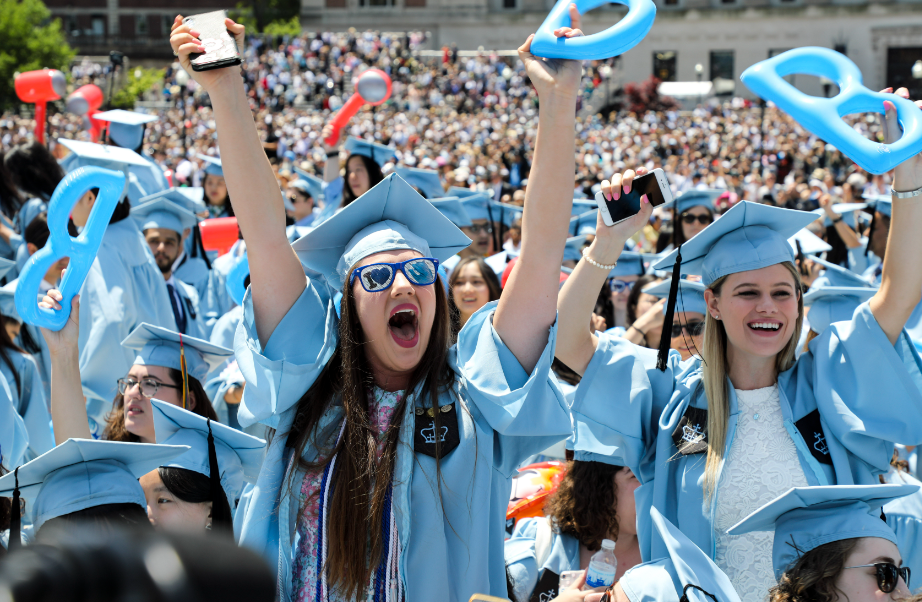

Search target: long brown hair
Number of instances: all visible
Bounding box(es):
[448,256,501,335]
[701,261,803,498]
[544,460,623,551]
[102,369,217,442]
[285,272,455,599]
[769,538,858,602]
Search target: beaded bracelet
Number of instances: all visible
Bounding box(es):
[582,248,617,271]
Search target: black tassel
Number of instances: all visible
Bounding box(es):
[9,467,21,550]
[657,248,683,372]
[881,508,887,522]
[795,239,808,277]
[193,225,213,270]
[206,419,231,529]
[864,210,877,258]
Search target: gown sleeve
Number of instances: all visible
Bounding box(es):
[793,301,922,474]
[568,333,683,474]
[235,275,339,430]
[504,517,541,602]
[454,301,571,476]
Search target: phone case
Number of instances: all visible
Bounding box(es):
[184,10,242,72]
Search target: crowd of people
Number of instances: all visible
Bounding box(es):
[0,9,919,602]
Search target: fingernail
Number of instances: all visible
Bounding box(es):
[884,100,895,112]
[190,30,200,37]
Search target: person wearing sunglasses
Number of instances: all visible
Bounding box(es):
[37,292,226,444]
[169,15,583,601]
[658,190,722,251]
[729,485,916,602]
[632,279,707,362]
[458,193,497,259]
[603,252,647,333]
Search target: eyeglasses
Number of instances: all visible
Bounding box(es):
[467,223,493,235]
[681,213,713,226]
[844,563,910,593]
[671,321,705,338]
[350,257,440,293]
[117,377,181,399]
[610,279,635,294]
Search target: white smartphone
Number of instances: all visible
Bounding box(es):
[596,168,673,227]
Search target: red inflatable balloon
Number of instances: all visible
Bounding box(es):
[324,69,392,147]
[14,69,66,144]
[199,217,239,256]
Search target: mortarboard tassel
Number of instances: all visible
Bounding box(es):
[206,419,232,529]
[657,247,683,372]
[9,467,21,550]
[795,239,808,278]
[864,210,877,258]
[179,333,189,411]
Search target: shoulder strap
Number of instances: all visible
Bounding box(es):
[535,516,553,568]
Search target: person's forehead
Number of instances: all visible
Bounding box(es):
[144,228,181,242]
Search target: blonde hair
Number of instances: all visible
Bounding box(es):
[700,261,803,498]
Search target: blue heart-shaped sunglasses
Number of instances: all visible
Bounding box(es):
[350,257,441,293]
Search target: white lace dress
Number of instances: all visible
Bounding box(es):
[713,385,809,602]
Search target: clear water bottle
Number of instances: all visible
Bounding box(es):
[585,539,617,589]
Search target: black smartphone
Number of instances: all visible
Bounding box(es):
[596,168,673,226]
[184,10,242,72]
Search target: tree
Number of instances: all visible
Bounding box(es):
[110,67,164,110]
[231,0,301,33]
[0,0,74,109]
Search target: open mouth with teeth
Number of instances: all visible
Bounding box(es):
[748,321,782,334]
[388,304,419,348]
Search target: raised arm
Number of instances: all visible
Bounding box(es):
[321,124,344,184]
[170,17,305,345]
[819,193,861,249]
[493,12,582,374]
[869,89,922,344]
[38,291,92,443]
[556,171,653,374]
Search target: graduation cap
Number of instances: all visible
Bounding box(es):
[131,197,199,236]
[728,485,918,580]
[490,201,524,228]
[564,235,589,263]
[196,153,224,178]
[121,323,234,410]
[804,286,878,335]
[620,507,742,602]
[151,400,264,525]
[447,186,480,199]
[292,173,471,291]
[808,255,873,289]
[643,278,707,316]
[429,197,472,229]
[789,228,832,257]
[664,190,722,215]
[865,194,892,218]
[811,203,867,229]
[394,167,445,199]
[570,209,599,237]
[138,188,206,217]
[343,137,397,166]
[652,202,818,370]
[458,193,495,222]
[57,138,151,172]
[92,109,157,151]
[292,167,325,201]
[609,251,647,278]
[571,199,598,217]
[0,439,188,539]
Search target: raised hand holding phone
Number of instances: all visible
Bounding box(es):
[585,168,655,267]
[169,14,245,92]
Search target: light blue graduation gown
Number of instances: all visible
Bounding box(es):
[135,153,170,200]
[172,253,211,299]
[78,218,177,435]
[882,469,922,594]
[1,279,51,400]
[570,302,922,564]
[232,281,569,602]
[0,367,29,472]
[0,351,52,462]
[505,517,581,602]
